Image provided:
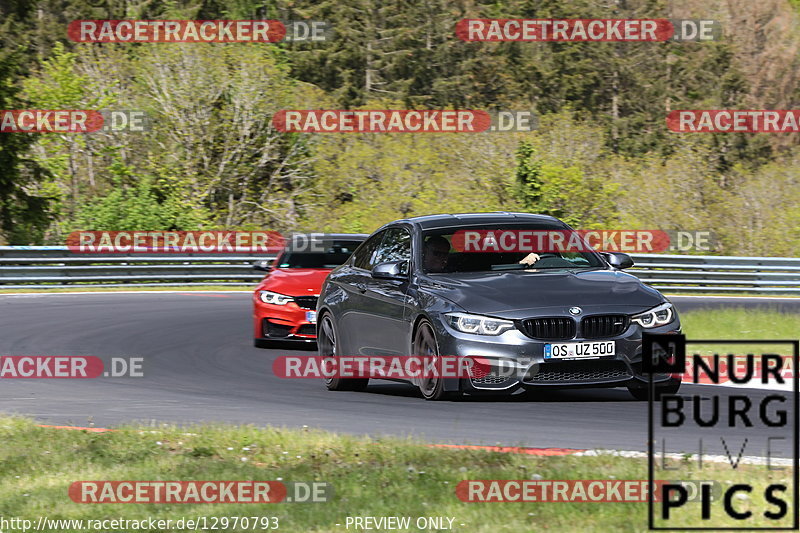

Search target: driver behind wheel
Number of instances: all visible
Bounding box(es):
[423,235,451,273]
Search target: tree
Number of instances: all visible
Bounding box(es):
[22,42,112,231]
[511,140,543,211]
[0,48,52,244]
[73,159,209,231]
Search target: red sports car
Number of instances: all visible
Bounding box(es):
[253,234,367,346]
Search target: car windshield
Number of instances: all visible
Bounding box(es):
[421,224,605,274]
[278,240,363,269]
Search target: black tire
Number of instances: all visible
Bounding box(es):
[414,320,461,401]
[318,312,368,392]
[628,377,681,401]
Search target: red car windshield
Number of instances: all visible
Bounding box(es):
[277,240,363,269]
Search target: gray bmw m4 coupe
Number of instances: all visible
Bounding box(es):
[316,212,682,400]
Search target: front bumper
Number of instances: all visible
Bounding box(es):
[253,296,317,345]
[432,316,681,394]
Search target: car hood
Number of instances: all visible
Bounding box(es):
[420,268,666,318]
[256,268,331,296]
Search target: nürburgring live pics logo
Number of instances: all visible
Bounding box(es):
[644,334,799,530]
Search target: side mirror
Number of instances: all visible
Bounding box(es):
[371,260,409,280]
[253,259,273,272]
[601,252,634,270]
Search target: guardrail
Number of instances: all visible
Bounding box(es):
[0,246,270,288]
[0,248,798,294]
[627,254,800,294]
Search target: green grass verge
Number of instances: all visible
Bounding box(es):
[0,417,794,532]
[680,308,799,358]
[680,307,800,340]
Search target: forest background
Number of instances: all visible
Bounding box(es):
[1,0,798,256]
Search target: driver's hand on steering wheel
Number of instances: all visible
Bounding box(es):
[518,252,541,266]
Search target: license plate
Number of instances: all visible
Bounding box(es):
[544,341,615,360]
[305,311,317,324]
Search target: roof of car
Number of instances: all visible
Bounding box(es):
[395,212,563,230]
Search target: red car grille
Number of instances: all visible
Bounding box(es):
[293,296,318,310]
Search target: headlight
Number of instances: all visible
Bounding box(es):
[258,290,294,305]
[631,302,674,328]
[445,312,515,336]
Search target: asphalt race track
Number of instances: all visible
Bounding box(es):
[0,292,797,453]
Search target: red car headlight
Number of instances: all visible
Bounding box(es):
[258,290,294,305]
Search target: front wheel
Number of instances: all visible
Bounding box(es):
[628,377,681,401]
[318,313,368,392]
[414,320,461,401]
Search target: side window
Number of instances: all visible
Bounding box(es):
[373,228,411,267]
[351,231,385,270]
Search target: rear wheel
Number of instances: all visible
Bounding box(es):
[414,320,460,401]
[628,377,681,400]
[319,313,368,392]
